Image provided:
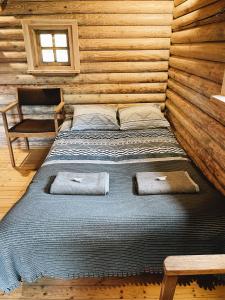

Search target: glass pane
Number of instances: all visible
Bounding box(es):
[56,49,69,62]
[54,33,67,47]
[42,49,55,62]
[40,34,53,47]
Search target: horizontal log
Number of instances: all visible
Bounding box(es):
[0,61,169,74]
[0,83,167,94]
[167,78,225,125]
[0,51,26,62]
[71,94,165,104]
[79,26,171,39]
[0,41,25,51]
[166,89,225,149]
[174,0,186,6]
[64,83,167,94]
[0,28,23,41]
[0,72,168,85]
[171,22,225,43]
[2,50,169,63]
[81,61,169,73]
[80,50,169,62]
[0,95,15,104]
[172,0,225,30]
[2,1,174,15]
[166,101,225,173]
[0,85,53,94]
[170,43,225,62]
[173,0,219,19]
[0,93,165,105]
[64,93,166,104]
[167,110,225,195]
[0,16,22,27]
[8,0,174,1]
[0,14,173,27]
[169,56,225,83]
[176,11,225,31]
[79,38,171,51]
[0,26,172,40]
[0,63,27,73]
[168,68,221,97]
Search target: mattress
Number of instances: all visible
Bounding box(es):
[0,126,225,293]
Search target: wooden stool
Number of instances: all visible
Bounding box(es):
[159,254,225,300]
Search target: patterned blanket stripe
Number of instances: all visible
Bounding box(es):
[45,128,186,163]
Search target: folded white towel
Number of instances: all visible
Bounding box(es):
[50,172,109,195]
[136,171,200,195]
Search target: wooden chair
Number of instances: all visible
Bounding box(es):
[0,87,65,167]
[159,254,225,300]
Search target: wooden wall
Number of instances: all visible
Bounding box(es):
[0,0,173,147]
[2,0,224,196]
[166,0,225,195]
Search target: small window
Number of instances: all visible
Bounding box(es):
[21,19,80,75]
[37,31,70,65]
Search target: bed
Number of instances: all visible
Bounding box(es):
[0,118,225,293]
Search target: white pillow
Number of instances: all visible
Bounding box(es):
[72,105,119,130]
[118,104,170,130]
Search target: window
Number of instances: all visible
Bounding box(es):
[21,19,80,75]
[37,31,70,65]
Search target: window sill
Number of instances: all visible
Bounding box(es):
[27,69,80,76]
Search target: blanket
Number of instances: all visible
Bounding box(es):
[0,128,224,293]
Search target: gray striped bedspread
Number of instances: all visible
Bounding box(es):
[0,127,225,293]
[44,127,187,164]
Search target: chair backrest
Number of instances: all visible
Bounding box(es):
[17,88,61,106]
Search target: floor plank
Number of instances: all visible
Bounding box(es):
[0,147,225,300]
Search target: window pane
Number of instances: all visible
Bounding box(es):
[56,50,69,62]
[42,49,55,62]
[54,33,67,47]
[40,34,53,47]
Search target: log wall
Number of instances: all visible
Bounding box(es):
[166,0,225,195]
[0,0,173,147]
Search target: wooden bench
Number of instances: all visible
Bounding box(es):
[159,254,225,300]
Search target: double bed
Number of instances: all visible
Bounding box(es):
[0,118,225,293]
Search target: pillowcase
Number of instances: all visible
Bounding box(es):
[118,104,170,130]
[59,118,72,132]
[72,105,119,130]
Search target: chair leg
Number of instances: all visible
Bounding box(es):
[159,275,178,300]
[6,136,16,168]
[24,138,29,150]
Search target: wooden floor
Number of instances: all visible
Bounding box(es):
[0,147,225,300]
